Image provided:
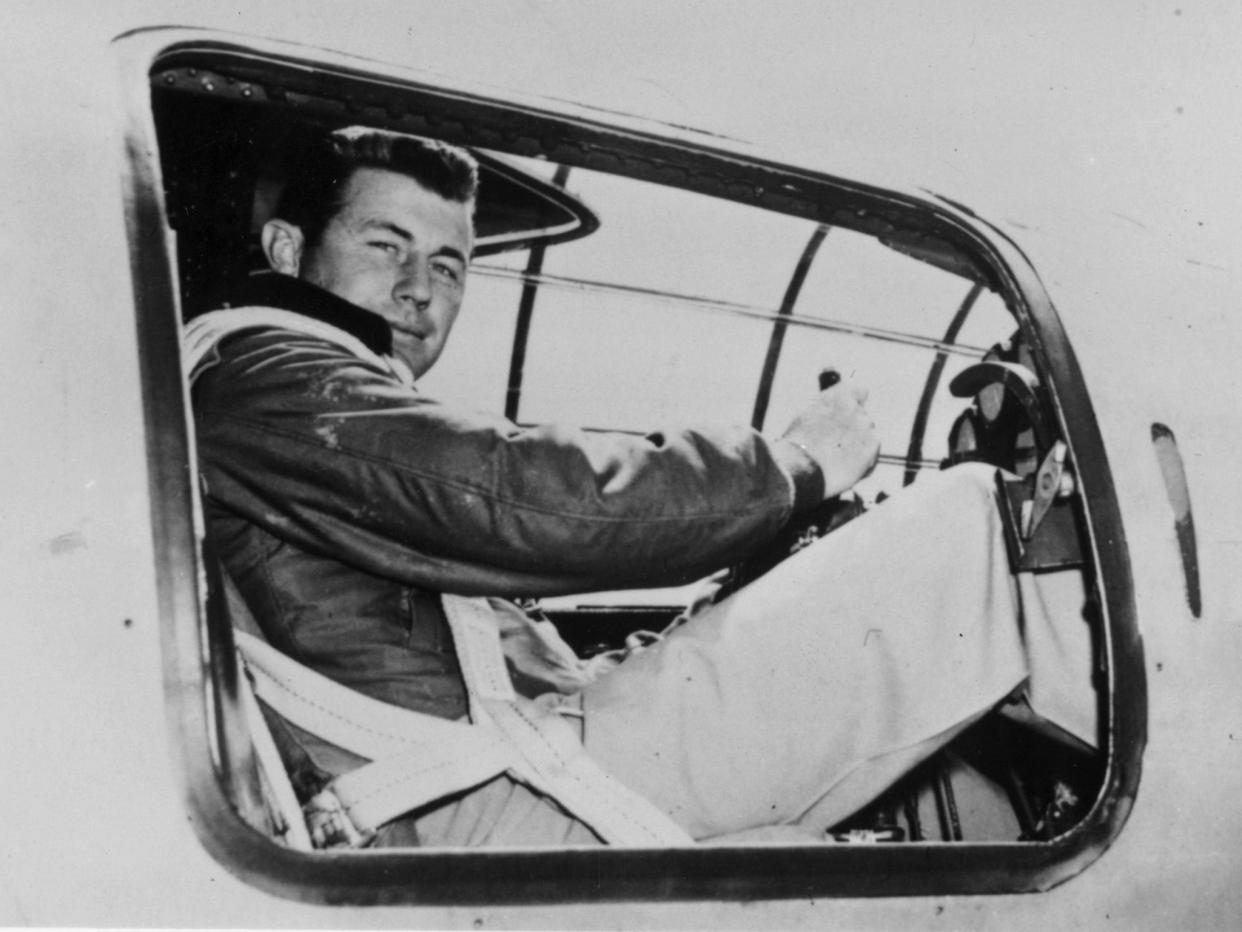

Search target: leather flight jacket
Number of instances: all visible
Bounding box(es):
[191,272,817,720]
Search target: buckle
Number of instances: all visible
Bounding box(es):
[303,787,376,849]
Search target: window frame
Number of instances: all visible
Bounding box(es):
[117,27,1145,905]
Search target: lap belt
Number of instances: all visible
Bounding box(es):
[234,594,692,848]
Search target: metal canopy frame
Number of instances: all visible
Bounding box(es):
[119,29,1144,907]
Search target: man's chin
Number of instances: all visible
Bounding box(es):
[395,346,436,382]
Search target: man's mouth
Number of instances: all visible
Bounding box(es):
[393,325,429,343]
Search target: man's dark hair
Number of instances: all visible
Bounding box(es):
[274,126,479,247]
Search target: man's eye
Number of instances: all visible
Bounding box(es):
[433,262,462,282]
[369,241,399,254]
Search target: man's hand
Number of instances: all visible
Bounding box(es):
[778,375,880,500]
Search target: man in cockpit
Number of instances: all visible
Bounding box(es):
[185,126,1096,846]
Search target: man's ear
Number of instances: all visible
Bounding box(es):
[261,219,306,276]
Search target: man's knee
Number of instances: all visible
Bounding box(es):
[939,461,998,496]
[911,462,997,513]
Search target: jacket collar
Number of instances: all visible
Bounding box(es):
[213,271,393,357]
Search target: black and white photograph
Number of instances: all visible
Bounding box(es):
[2,2,1239,929]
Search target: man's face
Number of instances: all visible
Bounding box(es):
[298,166,473,380]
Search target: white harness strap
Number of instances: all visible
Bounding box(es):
[236,607,692,846]
[182,308,415,385]
[235,643,315,850]
[440,596,693,846]
[236,629,515,831]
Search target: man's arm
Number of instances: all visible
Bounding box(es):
[194,329,824,597]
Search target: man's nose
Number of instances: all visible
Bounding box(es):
[395,258,432,308]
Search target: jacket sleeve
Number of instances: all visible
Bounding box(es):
[193,329,815,597]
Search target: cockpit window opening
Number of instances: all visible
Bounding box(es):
[121,32,1144,905]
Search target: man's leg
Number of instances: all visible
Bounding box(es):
[412,773,604,847]
[581,463,1097,840]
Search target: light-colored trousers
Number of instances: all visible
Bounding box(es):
[414,463,1097,846]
